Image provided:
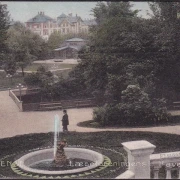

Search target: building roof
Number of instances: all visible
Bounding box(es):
[57,13,67,18]
[65,38,86,42]
[57,13,82,25]
[54,45,81,51]
[26,12,53,23]
[82,19,97,26]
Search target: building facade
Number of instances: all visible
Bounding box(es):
[25,12,97,41]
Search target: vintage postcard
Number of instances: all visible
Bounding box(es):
[0,1,180,179]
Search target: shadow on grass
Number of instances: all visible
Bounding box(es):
[77,116,180,129]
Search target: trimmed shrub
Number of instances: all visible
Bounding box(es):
[93,85,170,126]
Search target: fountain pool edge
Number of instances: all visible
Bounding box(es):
[14,148,104,175]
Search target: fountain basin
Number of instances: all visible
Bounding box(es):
[15,148,104,175]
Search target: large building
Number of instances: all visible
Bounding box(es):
[25,12,97,40]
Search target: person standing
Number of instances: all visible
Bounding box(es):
[62,109,69,132]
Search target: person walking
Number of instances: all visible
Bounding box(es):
[62,109,69,132]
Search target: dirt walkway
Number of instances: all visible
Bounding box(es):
[0,91,179,139]
[33,59,79,64]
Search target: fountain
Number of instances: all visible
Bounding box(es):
[13,114,105,175]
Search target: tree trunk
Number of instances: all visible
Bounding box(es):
[21,66,24,77]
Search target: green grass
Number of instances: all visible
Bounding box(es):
[77,116,180,128]
[23,63,76,72]
[0,71,24,89]
[0,131,179,178]
[0,62,76,89]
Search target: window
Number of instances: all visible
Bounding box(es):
[62,28,65,33]
[43,31,48,35]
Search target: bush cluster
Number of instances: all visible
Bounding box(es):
[93,85,170,127]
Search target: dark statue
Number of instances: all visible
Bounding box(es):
[53,139,69,167]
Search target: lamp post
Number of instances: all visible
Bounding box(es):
[17,83,24,101]
[6,74,12,87]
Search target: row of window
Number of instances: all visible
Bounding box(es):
[33,27,88,37]
[27,21,84,29]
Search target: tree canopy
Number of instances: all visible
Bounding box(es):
[5,22,46,76]
[0,3,9,65]
[66,2,180,104]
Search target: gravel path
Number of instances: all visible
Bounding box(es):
[0,91,179,139]
[33,59,79,64]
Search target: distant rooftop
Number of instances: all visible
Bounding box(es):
[57,13,81,25]
[83,19,97,26]
[57,13,67,18]
[26,12,53,23]
[54,45,82,51]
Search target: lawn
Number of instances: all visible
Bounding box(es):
[0,62,76,89]
[0,131,179,179]
[23,63,76,72]
[77,116,180,128]
[0,71,24,89]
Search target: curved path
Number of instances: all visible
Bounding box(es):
[0,91,179,139]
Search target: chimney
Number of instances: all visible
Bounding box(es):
[68,13,72,17]
[76,14,77,17]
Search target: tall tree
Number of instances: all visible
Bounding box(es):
[145,2,180,101]
[72,2,140,100]
[0,3,9,65]
[6,22,45,76]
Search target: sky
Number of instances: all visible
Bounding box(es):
[1,1,153,22]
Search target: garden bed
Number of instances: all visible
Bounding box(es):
[77,116,180,128]
[0,131,179,178]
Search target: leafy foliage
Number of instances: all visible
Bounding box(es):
[24,65,53,90]
[5,22,46,76]
[93,85,170,126]
[0,3,9,66]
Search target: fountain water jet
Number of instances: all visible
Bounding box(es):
[54,114,60,158]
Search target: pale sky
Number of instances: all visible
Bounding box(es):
[1,1,152,22]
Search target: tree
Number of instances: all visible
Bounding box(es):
[93,85,169,126]
[6,22,45,76]
[24,66,54,100]
[69,2,140,101]
[144,2,180,102]
[0,3,9,66]
[47,31,65,50]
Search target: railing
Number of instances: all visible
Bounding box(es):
[9,89,22,111]
[115,170,135,179]
[115,140,180,179]
[151,151,180,179]
[12,88,40,96]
